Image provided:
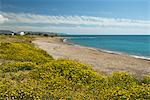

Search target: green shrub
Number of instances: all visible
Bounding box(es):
[30,59,103,84]
[0,62,37,72]
[142,75,150,84]
[107,72,138,88]
[0,60,150,99]
[0,42,53,63]
[0,35,33,43]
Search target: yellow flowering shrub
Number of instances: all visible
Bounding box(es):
[0,62,37,72]
[0,35,32,43]
[142,75,150,84]
[0,42,53,63]
[0,59,150,99]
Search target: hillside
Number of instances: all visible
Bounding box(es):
[0,35,150,99]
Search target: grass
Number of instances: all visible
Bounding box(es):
[0,35,33,43]
[0,35,150,99]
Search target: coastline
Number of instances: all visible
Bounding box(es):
[33,37,150,77]
[63,38,150,61]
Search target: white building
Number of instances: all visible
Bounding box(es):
[12,33,14,36]
[19,32,25,36]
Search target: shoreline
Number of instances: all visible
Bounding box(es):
[63,38,150,61]
[33,37,150,77]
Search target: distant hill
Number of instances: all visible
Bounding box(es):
[0,30,14,34]
[0,30,69,36]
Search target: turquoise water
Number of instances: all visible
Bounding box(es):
[66,35,150,58]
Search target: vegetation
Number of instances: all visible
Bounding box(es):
[0,42,53,63]
[0,35,150,99]
[0,35,32,43]
[22,32,58,37]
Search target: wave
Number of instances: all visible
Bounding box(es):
[63,38,67,42]
[63,37,96,40]
[98,49,150,60]
[130,55,150,60]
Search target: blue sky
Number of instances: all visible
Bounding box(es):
[0,0,150,34]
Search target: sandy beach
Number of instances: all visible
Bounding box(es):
[33,37,150,78]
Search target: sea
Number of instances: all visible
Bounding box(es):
[63,35,150,60]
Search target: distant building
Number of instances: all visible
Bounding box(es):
[12,33,14,36]
[19,32,25,36]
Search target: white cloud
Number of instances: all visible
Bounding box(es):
[0,14,8,23]
[1,12,150,34]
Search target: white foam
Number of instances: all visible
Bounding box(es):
[130,55,150,60]
[63,38,67,42]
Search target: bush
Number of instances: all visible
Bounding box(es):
[0,35,33,43]
[142,75,150,84]
[30,59,103,85]
[0,62,37,72]
[0,59,150,99]
[0,42,53,63]
[43,34,49,37]
[107,72,138,87]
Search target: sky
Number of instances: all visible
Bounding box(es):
[0,0,150,35]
